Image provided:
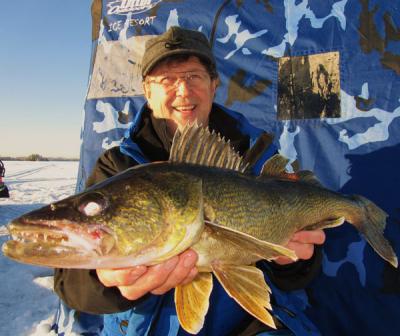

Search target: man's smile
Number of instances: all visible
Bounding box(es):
[173,105,196,114]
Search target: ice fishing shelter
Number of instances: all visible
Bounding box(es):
[0,160,9,198]
[70,0,400,334]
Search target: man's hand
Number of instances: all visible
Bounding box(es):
[97,249,198,301]
[274,229,326,265]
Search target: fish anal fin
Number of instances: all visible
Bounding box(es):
[175,272,213,334]
[212,264,276,329]
[205,221,297,261]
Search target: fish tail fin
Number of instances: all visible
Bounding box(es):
[352,195,398,268]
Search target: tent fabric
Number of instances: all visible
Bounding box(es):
[62,0,400,335]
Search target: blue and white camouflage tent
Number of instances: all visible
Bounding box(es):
[59,0,400,335]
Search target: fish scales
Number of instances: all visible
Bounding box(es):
[159,164,360,244]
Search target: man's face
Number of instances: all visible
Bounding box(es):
[143,56,218,133]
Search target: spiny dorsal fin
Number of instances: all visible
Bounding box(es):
[170,124,248,172]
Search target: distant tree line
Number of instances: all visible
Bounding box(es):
[26,154,49,161]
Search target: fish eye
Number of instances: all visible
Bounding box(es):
[77,192,108,217]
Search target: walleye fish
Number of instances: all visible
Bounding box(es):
[2,124,398,334]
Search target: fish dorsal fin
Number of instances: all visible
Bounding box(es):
[175,273,213,334]
[295,170,323,187]
[212,264,276,329]
[170,124,248,173]
[259,154,290,177]
[260,154,323,186]
[204,220,297,261]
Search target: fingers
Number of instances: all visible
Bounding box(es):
[97,250,199,301]
[274,240,314,265]
[273,229,326,266]
[180,267,199,286]
[118,256,180,300]
[291,229,326,245]
[286,241,314,260]
[97,266,147,287]
[151,250,198,295]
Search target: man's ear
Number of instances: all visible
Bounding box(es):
[142,81,151,99]
[211,77,220,97]
[142,81,153,110]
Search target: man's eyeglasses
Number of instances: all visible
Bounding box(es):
[145,71,210,91]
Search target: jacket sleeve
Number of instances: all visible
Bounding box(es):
[53,147,142,313]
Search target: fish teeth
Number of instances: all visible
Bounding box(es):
[14,231,68,244]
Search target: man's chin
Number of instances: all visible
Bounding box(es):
[175,115,197,128]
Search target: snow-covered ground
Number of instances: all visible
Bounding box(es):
[0,161,79,336]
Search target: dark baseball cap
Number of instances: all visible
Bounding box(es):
[141,26,216,77]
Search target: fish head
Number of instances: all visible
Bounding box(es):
[3,191,116,268]
[2,165,204,268]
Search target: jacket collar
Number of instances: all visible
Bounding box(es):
[120,102,267,165]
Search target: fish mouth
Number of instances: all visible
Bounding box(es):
[9,222,69,244]
[2,218,117,268]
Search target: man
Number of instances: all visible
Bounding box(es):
[54,26,325,335]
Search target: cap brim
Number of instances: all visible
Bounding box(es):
[142,49,214,77]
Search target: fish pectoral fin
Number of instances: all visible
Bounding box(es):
[304,216,345,230]
[174,272,213,334]
[212,264,276,329]
[205,221,297,261]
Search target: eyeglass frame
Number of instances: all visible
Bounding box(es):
[144,70,215,91]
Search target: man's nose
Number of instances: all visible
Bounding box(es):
[175,79,191,96]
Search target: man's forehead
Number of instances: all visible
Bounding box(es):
[148,56,206,75]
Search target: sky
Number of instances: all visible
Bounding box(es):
[0,0,93,159]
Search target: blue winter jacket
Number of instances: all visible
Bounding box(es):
[53,102,321,336]
[102,103,320,336]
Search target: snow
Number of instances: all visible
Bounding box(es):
[0,161,79,336]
